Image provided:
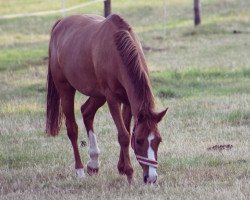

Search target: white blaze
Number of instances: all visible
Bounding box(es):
[147,133,158,182]
[87,130,100,169]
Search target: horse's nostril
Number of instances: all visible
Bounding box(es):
[143,175,148,183]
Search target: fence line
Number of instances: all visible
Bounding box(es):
[0,0,105,20]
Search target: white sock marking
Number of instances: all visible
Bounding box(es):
[87,130,100,169]
[147,133,158,182]
[76,168,85,178]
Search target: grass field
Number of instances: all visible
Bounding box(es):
[0,0,249,199]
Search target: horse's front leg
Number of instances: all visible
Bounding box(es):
[117,104,132,175]
[106,98,134,183]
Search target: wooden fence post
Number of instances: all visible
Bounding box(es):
[104,0,111,17]
[194,0,201,26]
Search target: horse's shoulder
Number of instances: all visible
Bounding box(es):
[106,14,131,31]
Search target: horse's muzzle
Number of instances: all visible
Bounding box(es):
[144,175,157,184]
[143,169,158,184]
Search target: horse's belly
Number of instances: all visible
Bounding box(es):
[76,82,102,97]
[67,73,103,97]
[59,52,103,97]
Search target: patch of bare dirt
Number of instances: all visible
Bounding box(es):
[207,144,233,151]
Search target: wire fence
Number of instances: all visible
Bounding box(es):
[0,0,105,20]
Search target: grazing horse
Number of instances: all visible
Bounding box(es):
[46,14,167,184]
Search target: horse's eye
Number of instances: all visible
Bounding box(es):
[136,139,144,145]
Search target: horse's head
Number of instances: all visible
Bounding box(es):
[132,108,168,184]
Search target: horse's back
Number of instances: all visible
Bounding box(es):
[50,14,105,52]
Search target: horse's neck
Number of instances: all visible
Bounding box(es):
[125,77,155,118]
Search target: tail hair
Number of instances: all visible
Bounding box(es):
[45,66,63,136]
[46,19,63,136]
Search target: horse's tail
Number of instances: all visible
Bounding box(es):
[46,19,63,136]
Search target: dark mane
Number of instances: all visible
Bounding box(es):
[108,14,131,31]
[112,15,155,115]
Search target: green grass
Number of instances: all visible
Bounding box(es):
[151,68,250,98]
[0,47,46,71]
[0,0,250,199]
[224,110,250,126]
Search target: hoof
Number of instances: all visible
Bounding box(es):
[118,166,125,175]
[87,165,99,176]
[76,168,85,178]
[127,175,134,184]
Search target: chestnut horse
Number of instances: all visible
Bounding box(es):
[46,14,167,184]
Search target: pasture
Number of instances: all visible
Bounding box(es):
[0,0,249,199]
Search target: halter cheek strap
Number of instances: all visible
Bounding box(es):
[131,129,158,168]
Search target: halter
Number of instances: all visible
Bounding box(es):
[131,126,158,168]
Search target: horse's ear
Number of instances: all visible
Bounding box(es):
[155,108,168,123]
[137,110,146,124]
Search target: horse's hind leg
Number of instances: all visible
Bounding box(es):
[58,83,85,178]
[81,97,106,175]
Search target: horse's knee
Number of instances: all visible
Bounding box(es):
[118,133,130,147]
